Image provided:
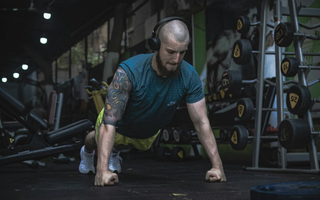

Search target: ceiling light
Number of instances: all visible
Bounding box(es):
[2,77,7,83]
[43,12,51,20]
[13,73,19,79]
[40,37,47,44]
[22,64,28,70]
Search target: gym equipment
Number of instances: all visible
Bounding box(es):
[278,118,311,149]
[245,0,320,174]
[286,84,312,115]
[274,22,320,47]
[230,125,249,150]
[0,85,93,166]
[156,146,185,161]
[281,57,320,77]
[236,16,251,34]
[85,78,109,114]
[237,98,255,121]
[251,181,320,200]
[236,15,274,34]
[219,129,230,142]
[232,39,252,64]
[220,69,259,97]
[221,70,243,94]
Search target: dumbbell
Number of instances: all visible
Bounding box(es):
[236,84,313,118]
[162,127,194,143]
[205,90,231,103]
[236,97,286,121]
[274,22,320,47]
[219,128,231,142]
[236,16,273,34]
[156,146,185,161]
[281,57,320,77]
[221,69,257,96]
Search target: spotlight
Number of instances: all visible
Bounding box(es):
[40,37,48,44]
[43,12,51,20]
[22,64,28,70]
[13,73,19,79]
[2,77,7,83]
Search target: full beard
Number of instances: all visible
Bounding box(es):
[156,53,181,77]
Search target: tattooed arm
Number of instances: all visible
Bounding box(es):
[95,67,132,186]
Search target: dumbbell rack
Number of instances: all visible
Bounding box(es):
[246,0,320,174]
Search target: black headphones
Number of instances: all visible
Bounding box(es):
[148,16,192,51]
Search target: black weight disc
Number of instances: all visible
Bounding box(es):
[221,70,242,94]
[278,118,311,149]
[232,39,252,64]
[286,84,312,115]
[237,98,254,121]
[157,147,170,160]
[274,22,294,47]
[236,16,250,34]
[230,125,248,150]
[251,181,320,200]
[170,147,185,161]
[162,128,172,142]
[281,57,299,77]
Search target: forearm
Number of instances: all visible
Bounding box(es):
[196,122,223,169]
[96,124,116,172]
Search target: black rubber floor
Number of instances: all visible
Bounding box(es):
[1,151,319,200]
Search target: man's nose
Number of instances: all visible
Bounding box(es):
[172,53,180,63]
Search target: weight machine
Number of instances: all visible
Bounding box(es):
[0,85,93,166]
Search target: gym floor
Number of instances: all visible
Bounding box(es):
[1,149,319,200]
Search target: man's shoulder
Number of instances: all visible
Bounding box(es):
[122,53,153,66]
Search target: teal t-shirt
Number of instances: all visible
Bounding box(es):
[117,53,204,139]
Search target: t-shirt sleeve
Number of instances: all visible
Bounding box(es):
[185,70,205,104]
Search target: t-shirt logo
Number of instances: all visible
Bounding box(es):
[167,101,176,106]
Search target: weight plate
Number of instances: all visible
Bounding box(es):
[237,98,254,121]
[230,125,248,150]
[170,147,185,161]
[173,128,182,143]
[162,128,171,142]
[286,84,311,115]
[281,57,299,77]
[236,16,250,34]
[157,147,170,160]
[274,22,294,47]
[251,181,320,200]
[221,70,242,94]
[232,39,252,64]
[278,118,311,149]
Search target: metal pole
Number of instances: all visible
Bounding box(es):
[251,0,269,168]
[274,0,287,169]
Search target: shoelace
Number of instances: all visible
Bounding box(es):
[84,151,94,167]
[110,152,122,164]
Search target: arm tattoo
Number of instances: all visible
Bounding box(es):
[103,67,132,126]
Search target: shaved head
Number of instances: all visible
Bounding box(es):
[158,20,190,45]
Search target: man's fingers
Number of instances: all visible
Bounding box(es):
[94,173,119,186]
[209,175,221,182]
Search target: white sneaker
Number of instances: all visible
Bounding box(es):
[79,146,95,174]
[109,151,122,173]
